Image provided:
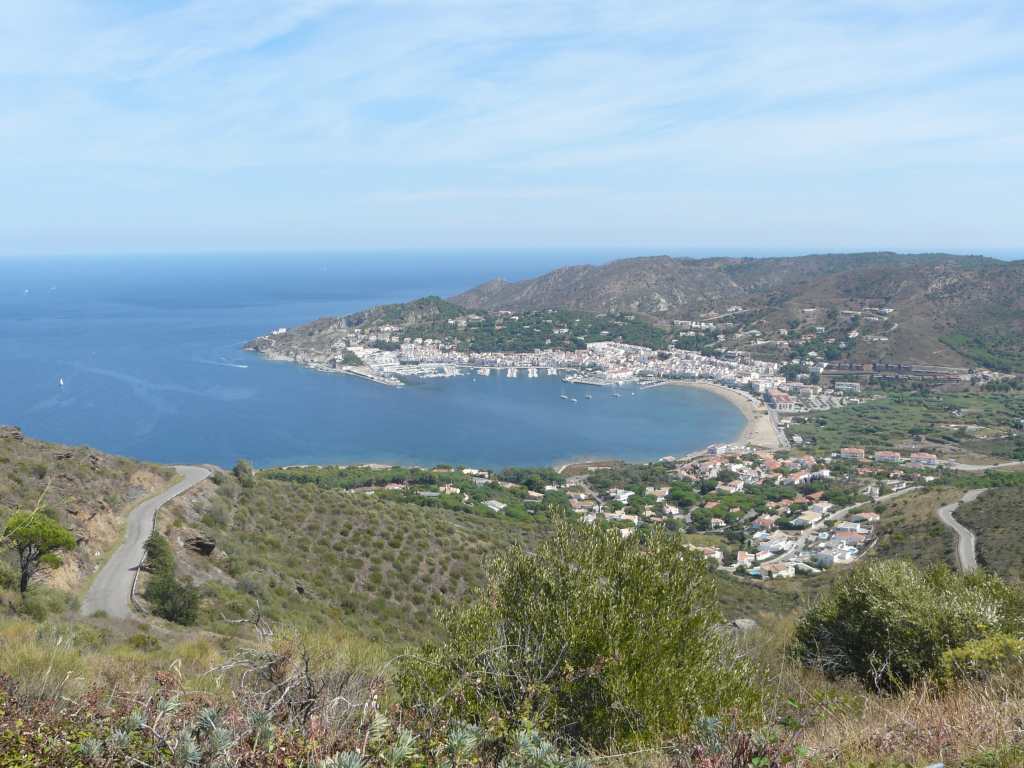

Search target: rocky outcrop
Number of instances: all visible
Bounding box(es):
[0,425,24,441]
[183,534,216,556]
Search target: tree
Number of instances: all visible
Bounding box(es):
[397,522,758,747]
[668,484,699,509]
[3,512,77,594]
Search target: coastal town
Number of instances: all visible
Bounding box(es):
[252,319,788,391]
[248,301,988,415]
[247,297,1020,469]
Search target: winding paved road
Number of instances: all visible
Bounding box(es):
[936,488,988,573]
[81,466,209,619]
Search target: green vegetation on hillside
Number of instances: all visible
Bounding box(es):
[942,329,1024,373]
[3,511,76,594]
[869,488,959,568]
[5,537,1024,766]
[260,465,566,520]
[0,429,171,519]
[142,531,199,625]
[0,429,173,616]
[453,253,1024,371]
[357,299,671,353]
[955,486,1024,582]
[186,473,550,643]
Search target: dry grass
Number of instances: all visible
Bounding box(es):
[802,675,1024,766]
[2,614,1024,766]
[739,615,1024,767]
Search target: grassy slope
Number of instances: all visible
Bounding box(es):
[788,390,1024,460]
[955,486,1024,582]
[162,472,551,645]
[869,487,960,568]
[163,471,836,637]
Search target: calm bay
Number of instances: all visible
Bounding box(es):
[0,253,746,468]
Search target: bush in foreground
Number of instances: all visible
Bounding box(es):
[397,522,760,748]
[795,560,1024,692]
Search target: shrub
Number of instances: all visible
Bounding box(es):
[0,561,19,591]
[128,632,161,651]
[937,633,1024,684]
[144,571,200,625]
[143,531,175,576]
[795,560,1024,691]
[141,531,199,625]
[396,522,760,748]
[19,587,73,621]
[233,459,255,487]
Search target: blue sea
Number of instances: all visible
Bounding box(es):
[0,252,746,469]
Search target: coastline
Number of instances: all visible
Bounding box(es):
[663,380,782,450]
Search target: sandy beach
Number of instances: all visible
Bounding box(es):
[665,380,782,450]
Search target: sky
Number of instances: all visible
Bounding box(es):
[1,1,1022,256]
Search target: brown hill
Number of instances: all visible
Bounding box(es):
[0,427,174,597]
[452,253,1024,371]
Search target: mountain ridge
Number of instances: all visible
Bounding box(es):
[449,251,1024,370]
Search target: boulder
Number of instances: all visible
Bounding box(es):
[730,618,759,633]
[184,535,216,556]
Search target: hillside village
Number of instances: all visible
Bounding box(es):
[270,439,962,586]
[563,444,950,580]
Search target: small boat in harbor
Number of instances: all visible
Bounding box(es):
[560,394,569,400]
[58,377,64,388]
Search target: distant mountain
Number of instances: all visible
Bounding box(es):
[451,253,1024,371]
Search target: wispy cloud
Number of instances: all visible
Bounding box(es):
[1,0,1021,253]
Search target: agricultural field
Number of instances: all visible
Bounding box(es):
[787,390,1024,460]
[162,471,551,645]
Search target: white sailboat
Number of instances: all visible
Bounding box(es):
[58,377,64,388]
